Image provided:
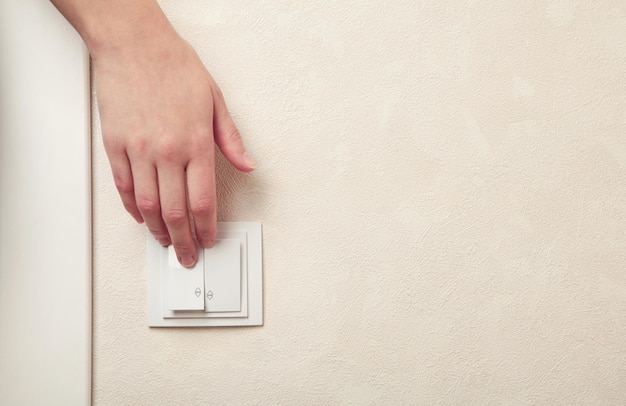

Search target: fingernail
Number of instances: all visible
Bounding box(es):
[181,255,195,267]
[243,152,256,170]
[198,235,214,248]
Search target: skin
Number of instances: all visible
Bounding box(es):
[50,0,255,267]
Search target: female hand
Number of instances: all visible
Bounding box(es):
[51,0,255,267]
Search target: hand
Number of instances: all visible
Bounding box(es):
[94,29,255,267]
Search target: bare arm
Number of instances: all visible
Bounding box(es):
[51,0,255,267]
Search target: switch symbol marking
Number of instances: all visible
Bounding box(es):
[207,290,214,300]
[195,287,201,297]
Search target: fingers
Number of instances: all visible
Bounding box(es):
[122,150,198,268]
[186,155,217,249]
[106,148,144,223]
[157,165,197,267]
[104,83,247,270]
[132,162,171,247]
[212,88,256,172]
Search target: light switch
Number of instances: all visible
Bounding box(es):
[147,222,263,327]
[166,246,204,311]
[204,239,241,312]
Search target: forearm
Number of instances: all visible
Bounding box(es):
[50,0,175,60]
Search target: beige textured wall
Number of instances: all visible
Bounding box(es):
[93,1,626,404]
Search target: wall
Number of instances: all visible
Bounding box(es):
[93,1,626,404]
[0,1,90,404]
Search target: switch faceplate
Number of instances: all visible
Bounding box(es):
[147,222,262,327]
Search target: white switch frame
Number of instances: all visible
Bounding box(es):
[147,222,263,327]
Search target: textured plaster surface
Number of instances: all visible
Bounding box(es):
[93,1,626,404]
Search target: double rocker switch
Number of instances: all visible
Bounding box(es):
[148,222,262,327]
[167,239,241,313]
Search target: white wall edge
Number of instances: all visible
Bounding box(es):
[0,1,92,404]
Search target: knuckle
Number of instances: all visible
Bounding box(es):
[114,177,134,195]
[102,131,124,151]
[128,135,149,155]
[136,198,160,215]
[157,141,181,163]
[190,197,215,217]
[162,208,187,225]
[188,137,213,160]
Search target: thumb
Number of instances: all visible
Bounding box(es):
[213,90,255,172]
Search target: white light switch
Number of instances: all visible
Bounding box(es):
[166,246,204,311]
[204,239,241,312]
[147,222,263,327]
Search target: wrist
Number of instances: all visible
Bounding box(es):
[60,0,176,62]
